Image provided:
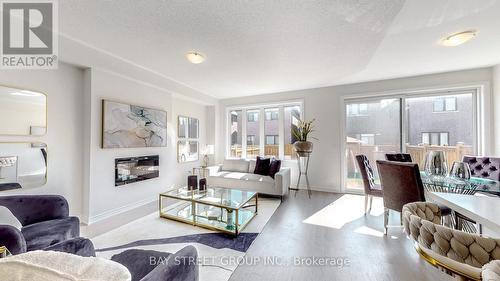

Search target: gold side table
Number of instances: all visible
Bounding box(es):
[0,246,12,258]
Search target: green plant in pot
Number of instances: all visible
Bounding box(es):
[292,118,317,157]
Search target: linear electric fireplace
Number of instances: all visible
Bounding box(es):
[115,155,159,186]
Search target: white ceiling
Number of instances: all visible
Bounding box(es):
[59,0,500,99]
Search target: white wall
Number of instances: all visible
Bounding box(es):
[0,63,85,216]
[83,68,208,224]
[219,68,493,193]
[0,64,212,223]
[493,65,500,154]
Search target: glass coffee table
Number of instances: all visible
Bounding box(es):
[159,186,258,236]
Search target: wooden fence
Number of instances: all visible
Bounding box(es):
[229,144,296,159]
[346,143,473,176]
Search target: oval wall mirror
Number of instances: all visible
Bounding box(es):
[0,85,47,136]
[0,142,47,191]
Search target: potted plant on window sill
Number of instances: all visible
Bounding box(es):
[292,118,317,157]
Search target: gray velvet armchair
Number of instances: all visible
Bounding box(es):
[112,246,199,281]
[0,195,94,257]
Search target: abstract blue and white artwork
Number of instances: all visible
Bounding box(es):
[102,100,167,148]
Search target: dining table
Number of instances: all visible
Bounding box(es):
[420,172,500,236]
[420,172,500,196]
[425,192,500,236]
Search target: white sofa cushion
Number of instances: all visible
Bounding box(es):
[212,171,274,183]
[208,171,276,194]
[0,250,131,281]
[221,159,249,173]
[0,206,22,230]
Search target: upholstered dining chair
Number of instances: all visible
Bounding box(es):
[462,156,500,181]
[355,155,383,214]
[385,153,413,163]
[457,156,500,234]
[376,160,426,234]
[403,202,500,281]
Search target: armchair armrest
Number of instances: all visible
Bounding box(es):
[0,225,27,255]
[274,167,291,196]
[206,165,222,176]
[44,237,95,257]
[483,260,500,281]
[141,245,199,281]
[0,195,69,226]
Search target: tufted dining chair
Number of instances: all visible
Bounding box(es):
[355,155,383,215]
[376,160,426,234]
[458,156,500,234]
[385,153,413,163]
[403,202,500,281]
[462,156,500,181]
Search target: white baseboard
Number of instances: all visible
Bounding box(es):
[86,196,157,225]
[292,185,340,193]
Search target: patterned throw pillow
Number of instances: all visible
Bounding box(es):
[269,158,282,179]
[254,156,271,176]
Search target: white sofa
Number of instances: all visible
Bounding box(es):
[206,159,291,197]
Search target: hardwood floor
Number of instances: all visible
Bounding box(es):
[229,191,452,281]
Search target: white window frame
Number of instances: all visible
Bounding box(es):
[226,100,304,160]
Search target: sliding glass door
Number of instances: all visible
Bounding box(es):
[344,90,477,193]
[344,98,401,192]
[404,92,475,169]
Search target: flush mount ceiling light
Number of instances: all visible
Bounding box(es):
[440,30,477,47]
[185,52,205,64]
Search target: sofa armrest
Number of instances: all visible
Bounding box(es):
[0,195,69,226]
[141,245,199,281]
[0,225,27,255]
[44,237,95,257]
[206,165,222,176]
[274,167,291,196]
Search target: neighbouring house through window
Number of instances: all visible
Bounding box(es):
[247,135,256,145]
[265,135,279,145]
[422,132,449,146]
[347,103,368,116]
[433,97,457,112]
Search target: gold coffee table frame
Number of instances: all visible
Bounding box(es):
[0,246,11,258]
[159,187,258,236]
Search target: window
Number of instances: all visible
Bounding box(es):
[227,102,302,160]
[265,109,279,121]
[265,135,279,145]
[229,110,242,157]
[345,99,400,192]
[247,111,258,122]
[433,97,457,112]
[284,105,301,160]
[347,104,368,116]
[264,108,279,158]
[345,92,476,193]
[247,135,256,145]
[246,109,260,158]
[360,134,375,145]
[421,132,449,146]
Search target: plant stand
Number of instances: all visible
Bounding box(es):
[289,152,312,198]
